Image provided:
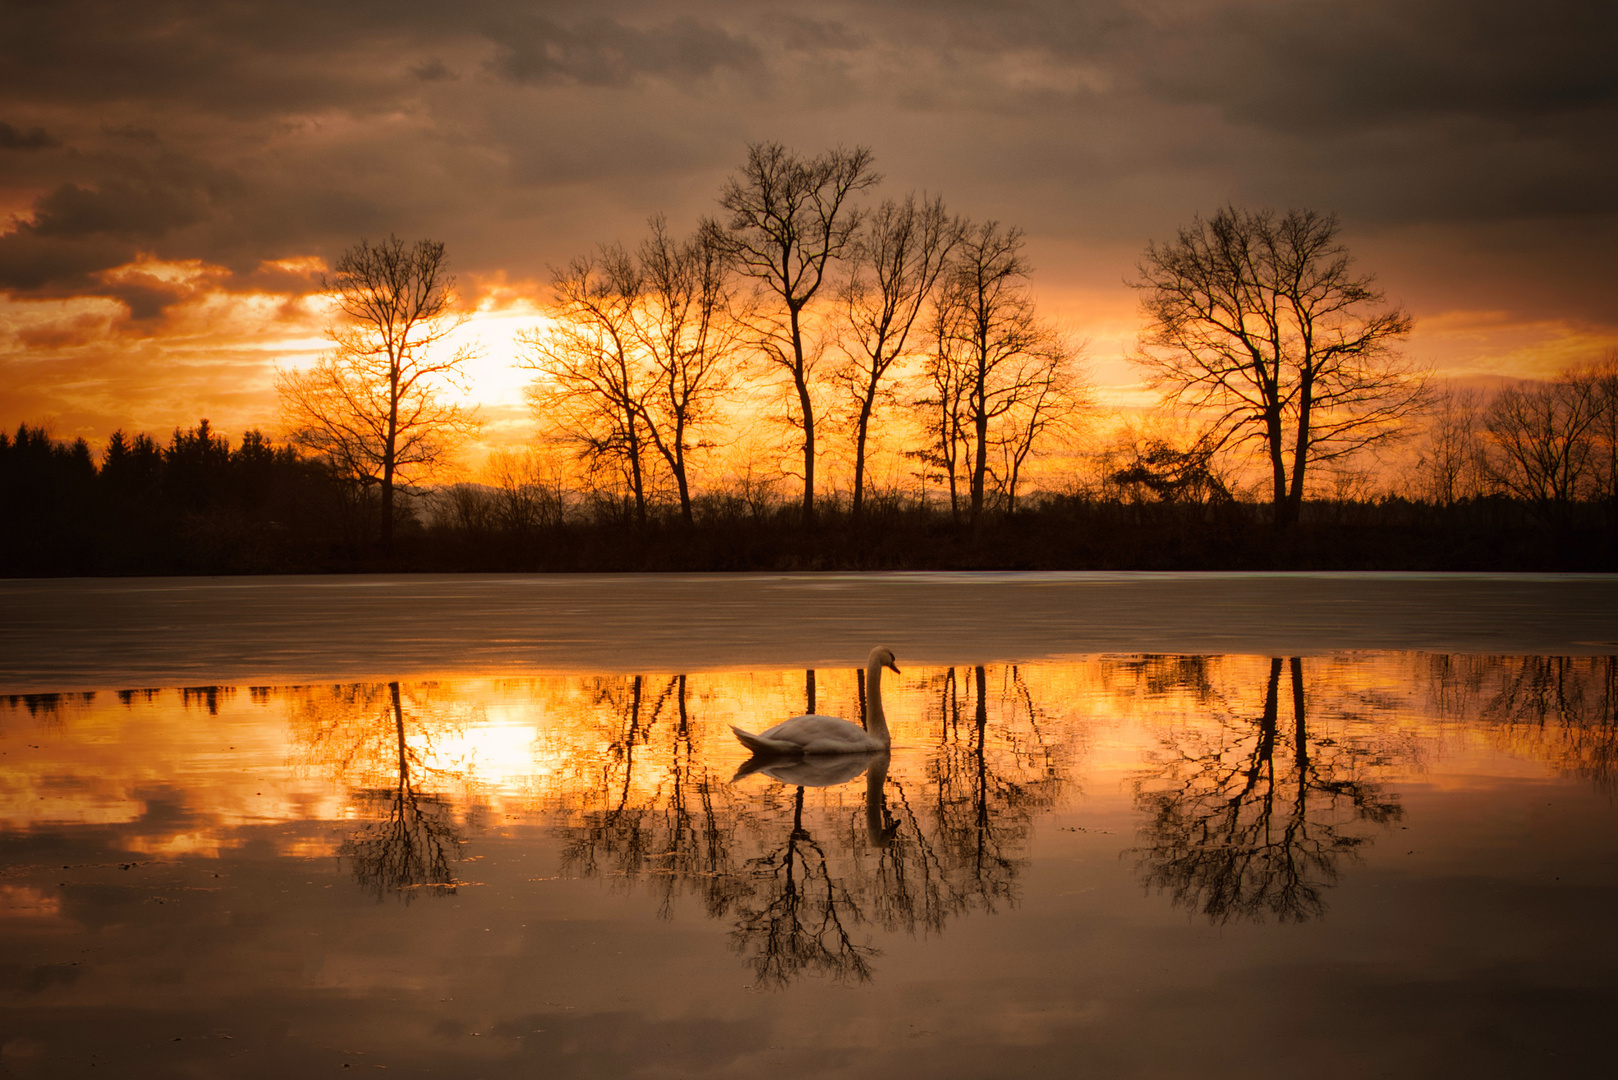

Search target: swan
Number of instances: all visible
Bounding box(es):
[731,646,900,756]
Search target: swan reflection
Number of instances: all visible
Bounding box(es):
[549,663,1064,985]
[730,754,889,986]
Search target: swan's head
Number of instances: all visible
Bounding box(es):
[870,646,900,674]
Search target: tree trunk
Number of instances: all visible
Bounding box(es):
[672,418,693,526]
[971,363,989,523]
[1265,404,1289,528]
[382,362,400,550]
[852,401,873,520]
[1287,371,1314,526]
[788,305,816,527]
[798,375,816,527]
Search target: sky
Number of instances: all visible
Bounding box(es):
[2,0,1615,462]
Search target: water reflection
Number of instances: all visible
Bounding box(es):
[730,758,886,986]
[288,681,474,901]
[1435,655,1618,793]
[340,683,467,901]
[3,654,1615,971]
[4,651,1618,1077]
[1129,656,1404,924]
[544,664,1063,985]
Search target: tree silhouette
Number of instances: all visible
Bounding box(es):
[278,235,481,548]
[1484,369,1605,527]
[548,662,1069,987]
[1476,655,1618,794]
[283,680,471,902]
[716,141,880,526]
[920,223,1086,523]
[835,193,961,520]
[1131,657,1403,923]
[339,682,466,902]
[1132,207,1422,527]
[555,674,752,919]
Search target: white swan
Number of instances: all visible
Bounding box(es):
[731,646,900,756]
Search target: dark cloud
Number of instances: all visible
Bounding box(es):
[0,137,239,298]
[27,179,209,240]
[1139,0,1618,132]
[0,0,1611,331]
[411,58,457,82]
[0,121,61,150]
[777,16,866,53]
[487,14,761,86]
[0,229,134,294]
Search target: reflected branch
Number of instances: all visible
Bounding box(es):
[340,682,466,902]
[1131,657,1402,924]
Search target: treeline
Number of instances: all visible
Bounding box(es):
[0,421,366,574]
[4,417,1615,575]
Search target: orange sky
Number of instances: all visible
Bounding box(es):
[3,0,1615,470]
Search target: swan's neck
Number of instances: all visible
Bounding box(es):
[865,658,891,744]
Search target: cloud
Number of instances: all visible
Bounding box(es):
[0,0,1614,442]
[486,14,761,86]
[0,121,61,150]
[1139,0,1618,132]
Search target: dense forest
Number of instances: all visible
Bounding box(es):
[5,144,1617,575]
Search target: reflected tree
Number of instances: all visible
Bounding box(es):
[339,682,466,902]
[287,680,471,902]
[920,665,1062,912]
[550,661,1072,987]
[556,674,752,919]
[731,780,877,987]
[1477,656,1618,794]
[1131,657,1403,923]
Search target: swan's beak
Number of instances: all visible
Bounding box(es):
[887,662,901,674]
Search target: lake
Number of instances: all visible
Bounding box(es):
[2,574,1615,1077]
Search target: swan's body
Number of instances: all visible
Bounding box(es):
[731,647,899,756]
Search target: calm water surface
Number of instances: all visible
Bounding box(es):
[3,653,1616,1077]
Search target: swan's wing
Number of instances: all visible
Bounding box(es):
[757,714,865,742]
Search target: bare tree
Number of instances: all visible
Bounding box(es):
[1484,368,1604,521]
[1415,384,1489,506]
[716,142,880,526]
[278,236,480,548]
[519,248,653,524]
[920,221,1084,523]
[1585,354,1618,534]
[632,218,744,525]
[1107,427,1234,506]
[835,194,961,520]
[1132,207,1422,527]
[482,448,565,535]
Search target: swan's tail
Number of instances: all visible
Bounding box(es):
[730,725,800,756]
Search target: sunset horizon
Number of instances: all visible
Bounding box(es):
[5,1,1615,483]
